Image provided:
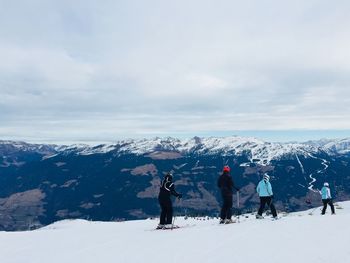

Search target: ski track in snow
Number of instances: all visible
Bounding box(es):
[295,154,308,186]
[295,154,305,174]
[194,160,200,168]
[173,163,187,170]
[306,153,329,192]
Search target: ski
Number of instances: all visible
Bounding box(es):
[219,220,237,225]
[219,222,237,225]
[149,224,195,231]
[155,225,180,230]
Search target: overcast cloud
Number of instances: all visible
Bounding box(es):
[1,0,350,143]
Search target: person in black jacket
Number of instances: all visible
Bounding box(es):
[158,173,182,229]
[217,165,239,224]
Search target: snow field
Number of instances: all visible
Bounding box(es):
[0,202,349,263]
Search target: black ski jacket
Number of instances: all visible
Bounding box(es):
[158,177,180,200]
[217,171,238,196]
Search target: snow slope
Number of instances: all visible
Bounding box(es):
[1,202,349,263]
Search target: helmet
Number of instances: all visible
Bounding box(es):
[223,166,230,173]
[263,174,270,181]
[324,182,329,187]
[165,173,173,181]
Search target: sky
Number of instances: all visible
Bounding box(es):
[1,0,350,144]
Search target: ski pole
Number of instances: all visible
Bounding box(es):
[172,197,181,230]
[172,215,176,230]
[236,191,240,223]
[179,198,185,217]
[308,206,319,215]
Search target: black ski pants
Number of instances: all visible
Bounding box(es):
[322,199,335,214]
[258,196,277,217]
[220,195,233,220]
[159,197,173,225]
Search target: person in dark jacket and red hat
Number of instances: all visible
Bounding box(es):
[157,173,182,229]
[217,165,239,224]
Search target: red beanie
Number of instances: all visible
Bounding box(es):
[223,165,230,173]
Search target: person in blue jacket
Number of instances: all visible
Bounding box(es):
[256,174,277,219]
[320,182,335,215]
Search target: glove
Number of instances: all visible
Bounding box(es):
[178,194,183,199]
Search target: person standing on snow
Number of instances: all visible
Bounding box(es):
[256,174,278,219]
[217,165,240,224]
[320,182,335,215]
[157,173,182,229]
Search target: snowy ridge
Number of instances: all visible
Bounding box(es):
[0,140,56,155]
[0,140,48,151]
[1,136,350,164]
[1,201,349,263]
[322,138,350,154]
[52,136,324,165]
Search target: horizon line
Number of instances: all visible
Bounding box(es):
[1,130,349,146]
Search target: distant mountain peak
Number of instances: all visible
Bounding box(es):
[1,136,350,164]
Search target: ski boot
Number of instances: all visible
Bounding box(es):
[225,219,236,224]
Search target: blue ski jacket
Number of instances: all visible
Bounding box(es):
[321,186,332,200]
[256,179,273,197]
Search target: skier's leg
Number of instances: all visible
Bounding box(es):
[159,198,167,225]
[226,195,233,219]
[221,195,229,220]
[166,200,173,225]
[258,197,267,216]
[160,209,166,224]
[268,197,277,217]
[321,199,327,215]
[158,198,167,225]
[220,206,226,220]
[328,199,335,214]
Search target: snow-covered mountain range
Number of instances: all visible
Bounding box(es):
[55,136,350,159]
[0,136,350,231]
[2,136,349,164]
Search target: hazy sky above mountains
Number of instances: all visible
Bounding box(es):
[1,0,350,143]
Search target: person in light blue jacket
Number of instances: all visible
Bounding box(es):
[320,182,335,215]
[256,174,277,219]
